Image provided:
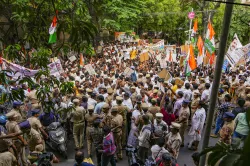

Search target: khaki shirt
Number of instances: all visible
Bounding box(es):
[8,109,24,123]
[27,128,44,152]
[102,113,112,127]
[178,107,190,124]
[0,132,12,151]
[191,98,199,110]
[219,120,235,144]
[27,117,42,131]
[85,113,99,127]
[148,106,160,117]
[111,114,123,133]
[0,151,17,166]
[165,132,182,159]
[72,106,86,124]
[117,104,129,122]
[131,92,137,103]
[105,95,113,104]
[6,121,21,134]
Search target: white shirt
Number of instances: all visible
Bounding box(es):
[132,109,141,121]
[122,99,133,110]
[201,89,210,103]
[151,145,169,161]
[88,98,97,107]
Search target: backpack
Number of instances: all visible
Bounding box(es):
[131,72,137,82]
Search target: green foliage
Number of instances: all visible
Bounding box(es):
[3,44,22,62]
[59,81,74,96]
[31,47,52,69]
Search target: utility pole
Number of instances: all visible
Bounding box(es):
[199,0,235,166]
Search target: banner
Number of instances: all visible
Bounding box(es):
[115,32,136,42]
[146,40,164,50]
[85,64,96,75]
[2,58,63,78]
[123,67,134,77]
[225,34,243,66]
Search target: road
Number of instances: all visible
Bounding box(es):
[53,128,218,166]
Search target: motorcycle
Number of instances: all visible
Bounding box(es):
[46,122,68,159]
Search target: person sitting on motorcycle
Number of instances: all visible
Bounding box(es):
[39,110,59,127]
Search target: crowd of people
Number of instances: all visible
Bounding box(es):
[0,40,249,166]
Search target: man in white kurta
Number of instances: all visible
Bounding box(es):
[188,101,206,150]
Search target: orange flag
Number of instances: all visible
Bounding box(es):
[193,19,198,33]
[80,53,84,66]
[208,22,215,40]
[197,36,204,55]
[188,45,197,70]
[169,51,172,62]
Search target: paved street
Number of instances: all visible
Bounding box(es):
[53,128,218,166]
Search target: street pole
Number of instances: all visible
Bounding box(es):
[188,8,194,44]
[199,0,235,166]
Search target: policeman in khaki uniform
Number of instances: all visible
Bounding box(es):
[101,103,112,127]
[176,99,190,147]
[19,120,44,152]
[135,103,153,131]
[111,106,123,160]
[105,88,113,105]
[165,122,182,159]
[9,101,26,123]
[85,105,100,157]
[72,99,86,150]
[148,98,160,118]
[6,112,29,166]
[130,86,137,104]
[191,92,200,118]
[27,109,48,141]
[116,96,129,147]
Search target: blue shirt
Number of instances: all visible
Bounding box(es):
[94,102,106,114]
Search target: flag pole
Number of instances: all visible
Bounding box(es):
[188,8,194,45]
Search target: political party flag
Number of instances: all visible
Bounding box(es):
[191,19,198,44]
[80,53,84,66]
[48,15,57,44]
[205,21,215,55]
[197,36,204,66]
[185,45,197,75]
[169,51,172,62]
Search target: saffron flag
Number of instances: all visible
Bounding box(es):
[197,36,204,66]
[48,15,57,44]
[80,53,84,66]
[186,45,197,75]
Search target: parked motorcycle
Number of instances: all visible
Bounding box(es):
[46,122,68,159]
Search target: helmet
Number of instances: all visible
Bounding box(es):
[0,115,7,125]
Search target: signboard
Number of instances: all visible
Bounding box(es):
[188,12,195,19]
[123,67,134,77]
[115,32,136,42]
[225,34,242,66]
[69,55,77,62]
[85,64,96,75]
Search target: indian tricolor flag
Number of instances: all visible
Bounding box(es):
[204,21,215,64]
[48,15,57,44]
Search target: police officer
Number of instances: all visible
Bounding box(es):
[27,109,48,142]
[148,98,160,118]
[101,103,112,127]
[9,101,26,123]
[72,99,86,150]
[165,122,182,159]
[116,96,129,147]
[19,120,44,153]
[111,106,123,160]
[105,88,113,105]
[6,112,29,166]
[85,105,100,157]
